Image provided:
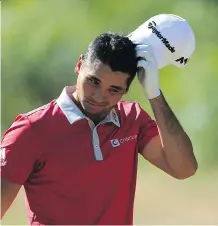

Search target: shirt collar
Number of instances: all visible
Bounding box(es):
[56,87,120,127]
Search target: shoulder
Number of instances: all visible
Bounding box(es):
[24,100,59,123]
[22,99,68,130]
[4,100,65,139]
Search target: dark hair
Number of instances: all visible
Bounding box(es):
[83,32,137,90]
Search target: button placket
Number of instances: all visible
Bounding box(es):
[92,127,103,161]
[87,119,103,161]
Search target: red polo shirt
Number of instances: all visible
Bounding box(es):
[1,87,158,225]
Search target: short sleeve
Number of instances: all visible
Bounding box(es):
[137,107,159,154]
[0,114,38,185]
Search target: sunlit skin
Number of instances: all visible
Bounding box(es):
[70,55,130,124]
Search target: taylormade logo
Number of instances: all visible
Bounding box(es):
[110,135,137,147]
[148,21,175,53]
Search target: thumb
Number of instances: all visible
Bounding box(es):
[137,60,148,85]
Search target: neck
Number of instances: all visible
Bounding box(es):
[70,88,107,125]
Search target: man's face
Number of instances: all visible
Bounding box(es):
[74,56,129,121]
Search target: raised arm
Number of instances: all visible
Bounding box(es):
[136,44,197,179]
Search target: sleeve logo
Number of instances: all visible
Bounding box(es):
[0,148,7,166]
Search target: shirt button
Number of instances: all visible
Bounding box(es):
[95,145,98,148]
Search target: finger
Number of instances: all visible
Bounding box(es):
[137,59,150,69]
[137,50,155,64]
[136,50,148,60]
[136,45,156,63]
[135,44,150,52]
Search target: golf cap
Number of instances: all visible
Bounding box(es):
[128,14,196,69]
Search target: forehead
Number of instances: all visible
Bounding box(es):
[85,61,130,87]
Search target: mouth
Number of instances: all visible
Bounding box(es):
[86,100,105,107]
[84,100,106,111]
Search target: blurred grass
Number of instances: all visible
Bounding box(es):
[1,0,218,224]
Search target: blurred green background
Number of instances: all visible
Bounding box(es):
[1,0,218,224]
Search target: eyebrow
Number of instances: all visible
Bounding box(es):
[88,75,101,82]
[88,75,125,91]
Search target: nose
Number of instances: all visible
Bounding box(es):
[92,87,105,103]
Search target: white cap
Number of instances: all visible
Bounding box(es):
[128,14,196,69]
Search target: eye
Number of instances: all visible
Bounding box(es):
[109,88,119,95]
[87,77,99,85]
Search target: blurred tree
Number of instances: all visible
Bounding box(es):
[2,0,218,168]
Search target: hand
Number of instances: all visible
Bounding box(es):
[136,44,161,99]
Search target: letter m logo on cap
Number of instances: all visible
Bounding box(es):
[175,57,189,65]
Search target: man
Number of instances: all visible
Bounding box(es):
[1,16,197,225]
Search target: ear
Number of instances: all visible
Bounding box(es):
[123,90,128,95]
[74,54,84,75]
